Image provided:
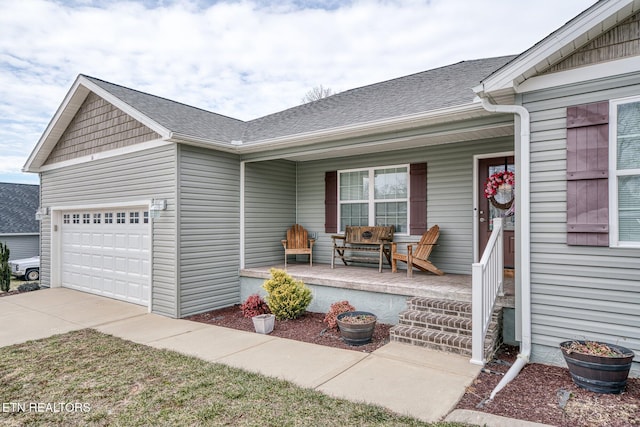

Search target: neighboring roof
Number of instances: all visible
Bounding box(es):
[0,183,39,234]
[243,56,516,142]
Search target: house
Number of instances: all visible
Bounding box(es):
[24,0,639,377]
[0,183,40,260]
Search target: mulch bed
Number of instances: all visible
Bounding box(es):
[455,345,640,427]
[186,305,391,353]
[0,290,22,298]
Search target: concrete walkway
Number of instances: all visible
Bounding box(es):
[1,288,536,425]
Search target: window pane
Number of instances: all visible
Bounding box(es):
[375,202,406,232]
[374,167,407,199]
[618,175,640,242]
[341,203,368,227]
[340,171,368,201]
[617,102,640,170]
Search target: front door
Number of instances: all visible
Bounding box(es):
[478,157,515,268]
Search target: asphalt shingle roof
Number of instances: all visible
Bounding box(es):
[83,55,516,145]
[84,76,246,143]
[244,56,517,141]
[0,183,39,234]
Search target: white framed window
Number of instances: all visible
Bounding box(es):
[143,211,149,224]
[93,213,101,224]
[610,96,640,247]
[82,213,91,224]
[72,214,80,224]
[338,165,408,233]
[116,212,126,224]
[104,213,113,224]
[129,211,139,224]
[63,214,70,224]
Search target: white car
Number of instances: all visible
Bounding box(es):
[9,256,40,281]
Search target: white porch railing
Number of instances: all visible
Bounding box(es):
[471,217,504,365]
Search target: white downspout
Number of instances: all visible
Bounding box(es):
[475,94,531,400]
[240,161,246,269]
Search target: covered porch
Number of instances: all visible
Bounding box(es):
[241,261,516,360]
[240,262,515,320]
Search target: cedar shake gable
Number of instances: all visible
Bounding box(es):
[44,92,161,165]
[544,11,640,74]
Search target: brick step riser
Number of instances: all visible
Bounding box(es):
[397,318,499,337]
[407,300,473,318]
[390,328,500,358]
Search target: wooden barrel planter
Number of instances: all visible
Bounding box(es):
[560,341,635,394]
[336,311,377,346]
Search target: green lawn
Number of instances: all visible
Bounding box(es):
[0,330,469,426]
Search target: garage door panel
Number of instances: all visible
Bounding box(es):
[61,208,150,306]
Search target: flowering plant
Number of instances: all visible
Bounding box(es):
[484,170,515,198]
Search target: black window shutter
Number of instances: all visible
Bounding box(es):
[324,171,338,233]
[409,163,427,235]
[566,101,609,246]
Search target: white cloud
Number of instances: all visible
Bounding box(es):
[0,0,595,183]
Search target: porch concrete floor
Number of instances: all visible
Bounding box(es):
[241,263,514,308]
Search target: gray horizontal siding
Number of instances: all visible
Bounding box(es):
[296,137,514,274]
[244,160,297,267]
[178,145,241,317]
[522,73,640,365]
[40,144,178,317]
[0,235,39,260]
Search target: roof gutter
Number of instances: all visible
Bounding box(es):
[236,102,489,153]
[475,91,531,400]
[168,132,240,153]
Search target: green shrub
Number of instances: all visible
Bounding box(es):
[17,282,40,293]
[0,242,10,293]
[262,268,312,320]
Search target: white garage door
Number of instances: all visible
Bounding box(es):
[61,208,151,306]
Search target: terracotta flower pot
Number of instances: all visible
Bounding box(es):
[560,340,635,394]
[336,311,376,346]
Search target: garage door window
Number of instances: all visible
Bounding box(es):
[93,213,101,224]
[116,212,126,224]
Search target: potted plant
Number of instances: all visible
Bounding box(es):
[336,311,377,346]
[252,313,276,334]
[240,294,275,334]
[560,340,635,394]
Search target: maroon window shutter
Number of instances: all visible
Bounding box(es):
[325,171,338,233]
[409,163,427,235]
[566,101,609,246]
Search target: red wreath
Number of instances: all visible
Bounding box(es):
[484,170,514,210]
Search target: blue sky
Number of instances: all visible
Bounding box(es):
[0,0,595,185]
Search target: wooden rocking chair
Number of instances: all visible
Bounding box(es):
[281,224,315,269]
[391,225,444,277]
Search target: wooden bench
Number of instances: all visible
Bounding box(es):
[331,226,395,272]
